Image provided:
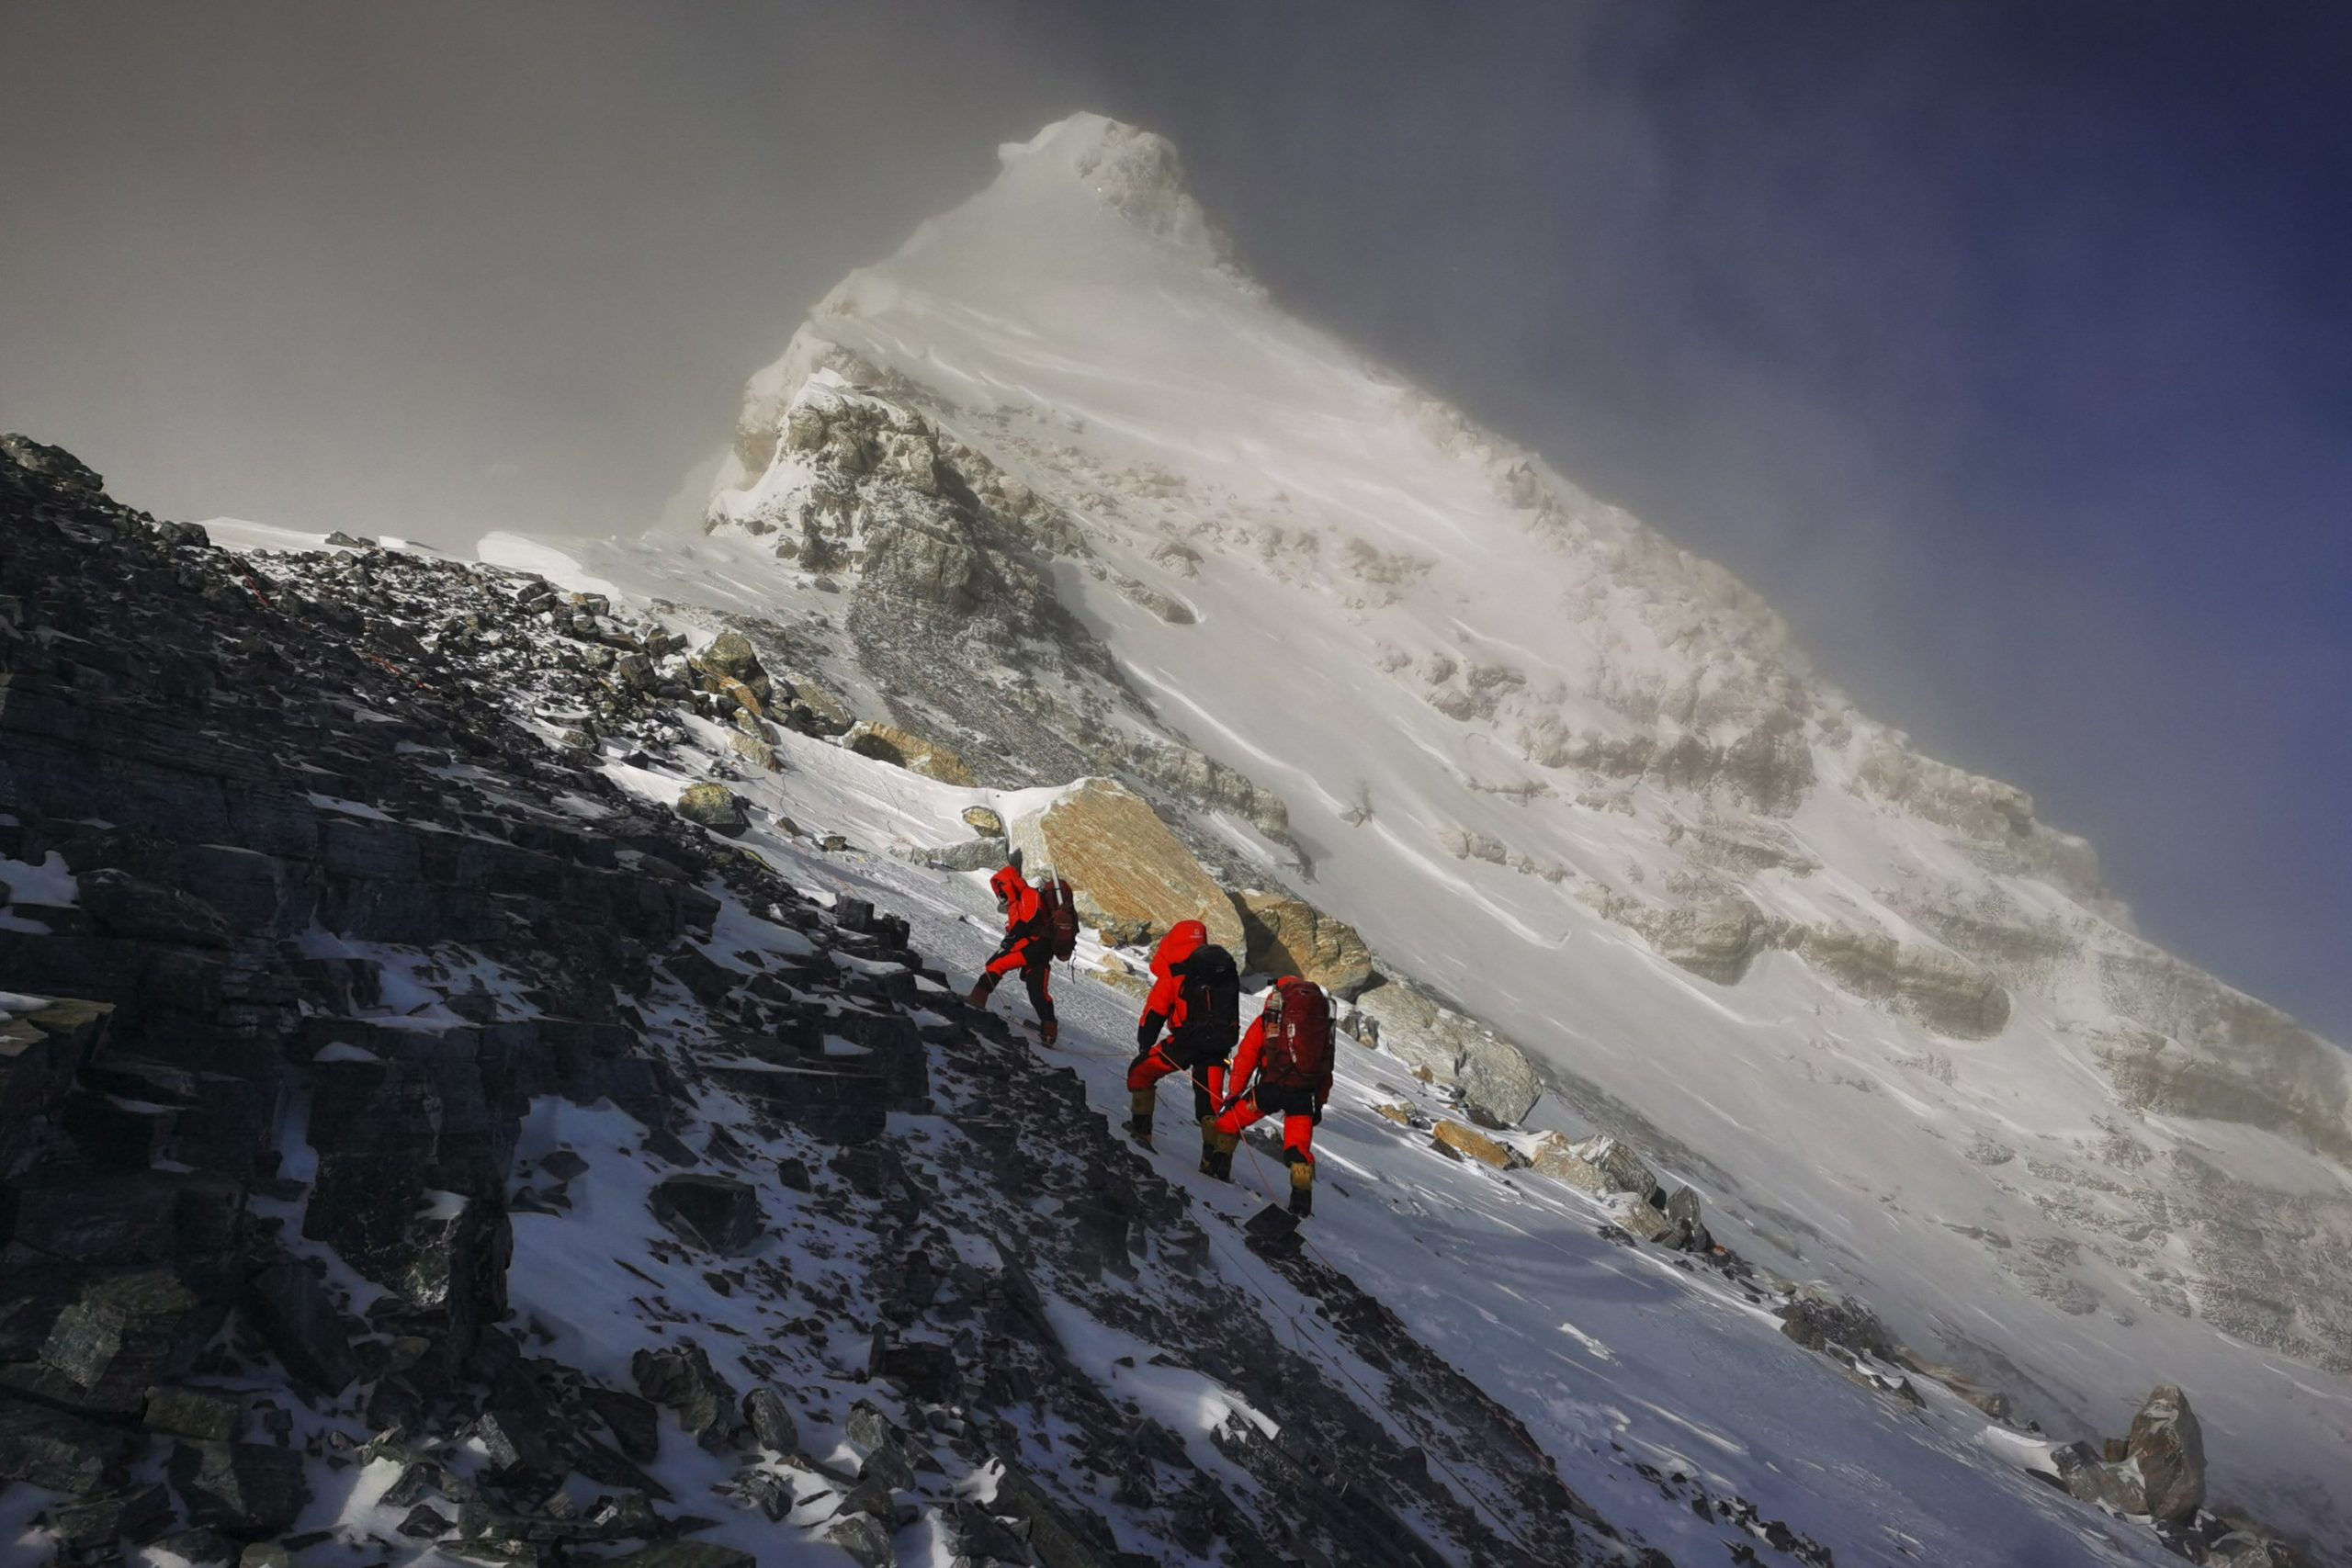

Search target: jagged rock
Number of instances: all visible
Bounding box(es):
[893,834,1008,874]
[0,1391,139,1493]
[1609,1195,1676,1244]
[398,1504,454,1540]
[675,783,749,831]
[1007,778,1244,952]
[168,1439,311,1537]
[1661,1186,1713,1252]
[1431,1121,1512,1168]
[38,1266,225,1411]
[243,1255,359,1395]
[828,1512,897,1568]
[632,1342,742,1450]
[845,720,976,785]
[961,806,1004,837]
[649,1173,764,1255]
[1778,1293,1900,1363]
[606,1545,760,1568]
[1530,1134,1661,1207]
[1235,888,1377,998]
[77,868,234,949]
[143,1385,246,1442]
[0,997,112,1179]
[151,1529,238,1568]
[695,629,767,686]
[1456,1034,1542,1127]
[2126,1383,2206,1523]
[583,1387,662,1462]
[51,1481,173,1548]
[742,1384,798,1455]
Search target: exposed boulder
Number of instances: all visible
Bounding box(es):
[2126,1383,2206,1523]
[632,1342,743,1451]
[167,1438,311,1537]
[1235,889,1377,998]
[893,835,1009,874]
[1007,778,1244,953]
[742,1384,799,1456]
[1432,1121,1513,1168]
[845,721,977,785]
[961,805,1005,837]
[650,1173,764,1255]
[674,783,749,832]
[1778,1293,1900,1364]
[1457,1035,1543,1128]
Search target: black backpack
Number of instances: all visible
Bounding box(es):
[1170,943,1240,1064]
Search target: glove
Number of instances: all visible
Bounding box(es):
[1137,1012,1164,1053]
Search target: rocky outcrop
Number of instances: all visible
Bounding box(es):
[1352,976,1544,1126]
[1235,888,1377,997]
[844,720,976,785]
[1006,778,1244,952]
[1586,886,2012,1038]
[2053,1384,2208,1525]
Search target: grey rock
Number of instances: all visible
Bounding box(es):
[632,1342,743,1450]
[2126,1383,2206,1523]
[742,1384,798,1455]
[607,1543,760,1568]
[243,1256,359,1395]
[1779,1294,1900,1364]
[167,1438,311,1537]
[829,1510,897,1568]
[142,1384,246,1441]
[78,868,234,949]
[51,1482,173,1548]
[650,1172,764,1255]
[1456,1034,1542,1127]
[0,1389,141,1493]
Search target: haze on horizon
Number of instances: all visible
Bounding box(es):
[3,0,2346,1044]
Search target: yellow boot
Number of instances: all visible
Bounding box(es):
[1201,1122,1238,1181]
[1126,1087,1156,1146]
[1287,1154,1314,1218]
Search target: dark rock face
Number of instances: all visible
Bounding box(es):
[650,1172,764,1253]
[1779,1294,1899,1363]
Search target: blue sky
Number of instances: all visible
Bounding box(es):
[4,1,2345,1036]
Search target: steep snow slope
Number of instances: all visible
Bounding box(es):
[525,114,2351,1548]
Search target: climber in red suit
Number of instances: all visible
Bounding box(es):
[1124,919,1240,1166]
[1209,978,1334,1216]
[965,863,1057,1045]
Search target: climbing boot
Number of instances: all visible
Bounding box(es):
[1201,1122,1239,1181]
[1127,1088,1156,1148]
[1286,1154,1315,1219]
[962,974,998,1010]
[1038,1017,1058,1048]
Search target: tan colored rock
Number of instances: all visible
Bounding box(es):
[1091,957,1151,1001]
[1006,778,1244,953]
[728,732,781,772]
[961,806,1005,837]
[844,722,976,786]
[1374,1103,1414,1126]
[1236,889,1378,998]
[1432,1121,1512,1168]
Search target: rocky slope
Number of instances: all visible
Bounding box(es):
[628,113,2352,1551]
[10,434,2301,1565]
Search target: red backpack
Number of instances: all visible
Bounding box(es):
[1039,876,1080,961]
[1257,977,1333,1094]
